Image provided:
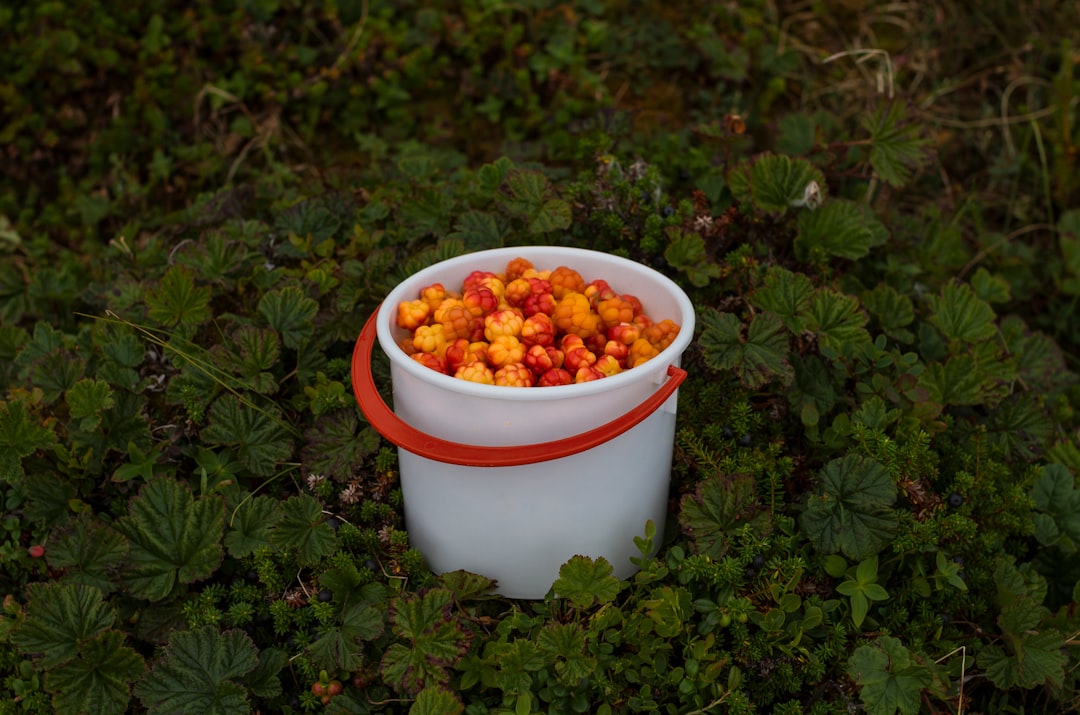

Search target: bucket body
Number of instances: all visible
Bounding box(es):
[368,246,695,598]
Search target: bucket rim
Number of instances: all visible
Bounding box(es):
[374,246,696,402]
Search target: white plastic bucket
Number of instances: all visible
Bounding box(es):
[352,246,695,598]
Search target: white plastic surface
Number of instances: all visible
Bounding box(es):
[375,246,696,598]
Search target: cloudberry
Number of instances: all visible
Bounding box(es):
[549,266,586,299]
[419,283,447,311]
[628,338,660,367]
[463,270,499,291]
[411,352,447,373]
[574,366,606,383]
[444,338,473,372]
[523,290,556,318]
[455,361,494,384]
[584,279,617,306]
[523,344,558,375]
[478,275,506,300]
[607,322,641,346]
[520,313,556,348]
[397,300,430,330]
[504,278,532,307]
[398,337,419,356]
[505,257,534,282]
[487,335,525,368]
[603,340,629,366]
[621,294,643,316]
[437,301,474,340]
[596,296,637,329]
[563,345,597,372]
[560,333,584,351]
[484,309,524,341]
[595,354,623,377]
[537,368,573,386]
[412,324,448,355]
[494,362,535,387]
[644,319,680,352]
[554,292,602,338]
[463,286,499,317]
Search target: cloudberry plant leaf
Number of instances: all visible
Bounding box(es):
[115,478,225,601]
[274,197,341,241]
[146,265,212,327]
[409,686,465,715]
[970,267,1011,303]
[213,326,281,395]
[726,153,827,216]
[980,626,1066,690]
[750,266,814,333]
[664,229,721,287]
[12,583,116,668]
[45,630,145,715]
[699,309,793,389]
[300,408,380,482]
[47,516,129,594]
[536,623,595,683]
[244,648,288,699]
[800,455,897,561]
[918,354,985,406]
[380,588,472,696]
[860,284,915,343]
[270,494,337,566]
[449,209,503,250]
[0,398,55,485]
[806,289,871,357]
[927,281,997,343]
[1030,463,1080,544]
[135,626,266,715]
[309,596,385,672]
[861,101,932,188]
[492,640,547,694]
[201,395,293,477]
[554,555,624,608]
[848,636,931,715]
[795,199,889,261]
[790,354,837,429]
[436,570,499,601]
[223,494,281,558]
[680,473,770,559]
[478,156,514,196]
[1000,316,1070,393]
[257,285,318,349]
[65,377,115,431]
[642,585,693,638]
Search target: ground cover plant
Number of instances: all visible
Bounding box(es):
[2,1,1080,713]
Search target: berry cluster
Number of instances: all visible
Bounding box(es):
[395,257,680,386]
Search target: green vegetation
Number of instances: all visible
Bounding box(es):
[2,1,1079,713]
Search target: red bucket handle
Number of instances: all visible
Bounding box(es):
[351,305,687,467]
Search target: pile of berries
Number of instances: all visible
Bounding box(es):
[395,256,681,387]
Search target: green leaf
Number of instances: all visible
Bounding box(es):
[679,473,770,559]
[257,286,319,349]
[242,648,287,699]
[201,396,293,477]
[862,101,932,188]
[410,687,464,715]
[47,516,129,594]
[795,199,889,261]
[536,623,595,683]
[970,267,1011,303]
[478,156,514,196]
[224,495,281,558]
[115,479,225,601]
[980,629,1066,690]
[664,229,720,287]
[270,494,337,566]
[642,585,693,638]
[553,555,624,609]
[46,630,145,715]
[698,309,793,389]
[1031,464,1080,543]
[849,636,931,715]
[927,281,997,343]
[308,599,385,672]
[448,210,503,250]
[135,627,262,715]
[146,266,212,327]
[65,378,115,431]
[800,455,897,561]
[498,169,572,234]
[727,154,827,216]
[436,570,499,601]
[861,284,915,343]
[918,354,985,406]
[790,354,837,429]
[0,398,55,485]
[380,588,472,696]
[528,199,572,234]
[300,408,379,482]
[806,289,870,356]
[215,326,281,395]
[13,583,116,668]
[750,267,814,332]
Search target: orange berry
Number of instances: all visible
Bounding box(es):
[607,322,641,346]
[411,352,447,373]
[632,313,654,334]
[463,270,499,291]
[596,296,637,330]
[437,301,474,340]
[563,345,597,372]
[463,286,499,317]
[479,275,506,300]
[549,266,586,299]
[494,362,535,387]
[520,313,556,348]
[523,291,557,318]
[523,344,557,375]
[574,366,606,383]
[444,338,473,372]
[396,300,430,330]
[554,292,602,338]
[484,308,525,341]
[419,283,447,311]
[455,361,495,384]
[537,368,573,386]
[644,318,680,352]
[504,278,532,307]
[595,354,623,376]
[603,340,629,366]
[584,279,617,306]
[628,337,660,367]
[487,335,525,368]
[412,324,449,355]
[621,294,644,316]
[398,337,419,356]
[505,257,534,282]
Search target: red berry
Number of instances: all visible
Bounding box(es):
[28,545,45,559]
[312,682,326,697]
[537,368,573,387]
[327,681,343,697]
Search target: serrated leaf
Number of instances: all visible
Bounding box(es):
[528,198,572,234]
[410,686,465,715]
[448,210,503,250]
[800,455,897,560]
[242,648,287,699]
[727,154,827,216]
[795,199,889,261]
[219,326,281,395]
[699,309,793,388]
[270,494,337,566]
[861,284,915,343]
[918,354,985,406]
[1001,316,1070,394]
[806,289,870,356]
[979,629,1066,690]
[927,281,997,343]
[146,266,212,327]
[13,583,116,668]
[664,229,720,287]
[849,636,931,715]
[380,588,472,696]
[478,156,514,195]
[0,398,55,485]
[436,570,499,601]
[862,101,932,188]
[553,555,624,608]
[135,627,260,715]
[750,267,814,332]
[257,285,318,349]
[46,630,145,715]
[115,479,225,601]
[1031,464,1080,543]
[536,622,595,683]
[224,495,281,558]
[48,516,129,594]
[201,395,293,477]
[308,600,385,672]
[790,354,837,429]
[680,473,770,559]
[300,408,379,482]
[66,378,115,431]
[970,267,1011,303]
